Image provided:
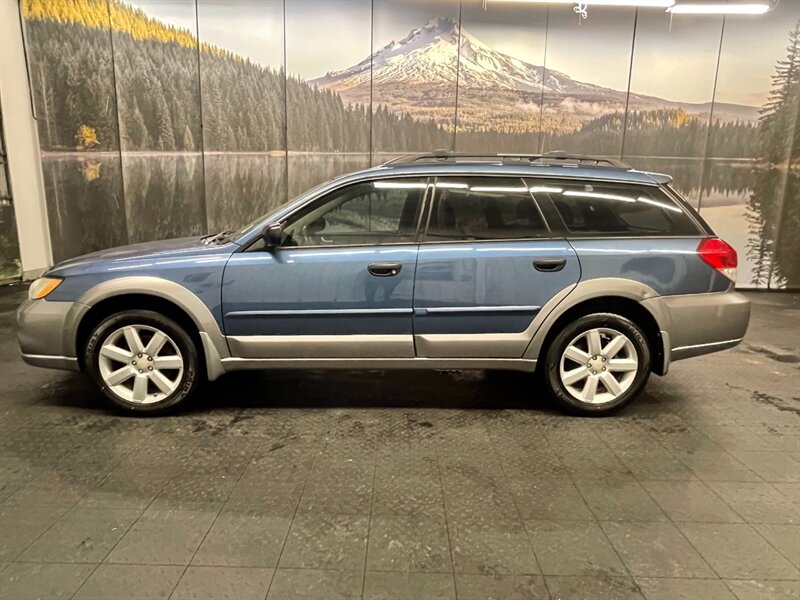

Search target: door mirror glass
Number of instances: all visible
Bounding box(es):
[262,223,283,249]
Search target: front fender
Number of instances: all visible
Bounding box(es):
[76,276,230,379]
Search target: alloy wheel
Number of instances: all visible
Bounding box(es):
[97,324,184,404]
[558,327,638,405]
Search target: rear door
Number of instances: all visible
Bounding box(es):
[412,176,580,358]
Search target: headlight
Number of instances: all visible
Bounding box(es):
[28,277,63,300]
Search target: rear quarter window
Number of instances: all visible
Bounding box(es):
[526,179,701,237]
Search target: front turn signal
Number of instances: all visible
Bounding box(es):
[28,277,63,300]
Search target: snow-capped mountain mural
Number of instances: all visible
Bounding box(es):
[313,16,758,131]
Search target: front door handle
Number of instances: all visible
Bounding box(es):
[368,263,402,277]
[534,258,567,272]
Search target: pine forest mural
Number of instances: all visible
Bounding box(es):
[19,0,800,288]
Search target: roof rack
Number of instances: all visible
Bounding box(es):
[385,149,631,169]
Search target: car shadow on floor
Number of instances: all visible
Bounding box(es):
[34,367,677,417]
[35,368,557,413]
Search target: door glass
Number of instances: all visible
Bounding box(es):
[425,177,548,242]
[281,178,427,247]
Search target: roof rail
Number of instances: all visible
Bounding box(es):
[385,150,631,169]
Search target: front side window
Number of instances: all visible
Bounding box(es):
[280,178,426,247]
[425,177,548,242]
[527,179,700,237]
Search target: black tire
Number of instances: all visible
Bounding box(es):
[542,312,651,417]
[84,309,201,416]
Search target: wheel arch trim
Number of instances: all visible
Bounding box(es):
[75,276,230,379]
[523,278,666,362]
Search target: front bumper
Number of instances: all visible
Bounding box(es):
[643,290,750,364]
[17,298,87,372]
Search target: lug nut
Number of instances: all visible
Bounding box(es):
[603,367,607,371]
[131,360,136,365]
[138,369,143,373]
[147,356,153,361]
[591,370,597,375]
[602,357,606,362]
[148,366,153,371]
[138,353,143,358]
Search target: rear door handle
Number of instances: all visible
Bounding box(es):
[534,258,567,272]
[368,263,402,277]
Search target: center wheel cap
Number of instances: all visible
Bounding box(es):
[132,354,152,369]
[589,356,605,372]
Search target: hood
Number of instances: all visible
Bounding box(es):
[48,236,236,277]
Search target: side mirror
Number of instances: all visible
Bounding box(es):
[262,223,283,249]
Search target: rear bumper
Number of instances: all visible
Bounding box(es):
[643,290,750,364]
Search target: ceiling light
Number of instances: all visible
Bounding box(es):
[373,181,427,189]
[529,186,564,193]
[564,190,636,202]
[435,182,469,189]
[469,186,530,193]
[485,0,676,7]
[667,2,769,14]
[637,196,683,212]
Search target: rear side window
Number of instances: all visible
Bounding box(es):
[527,179,700,237]
[425,177,548,241]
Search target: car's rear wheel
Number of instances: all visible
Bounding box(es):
[543,313,651,416]
[84,310,200,415]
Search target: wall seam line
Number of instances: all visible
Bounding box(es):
[620,8,638,161]
[105,0,130,248]
[698,15,727,212]
[194,0,209,232]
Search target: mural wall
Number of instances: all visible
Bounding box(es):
[20,0,800,288]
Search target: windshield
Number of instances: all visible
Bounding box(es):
[229,178,339,241]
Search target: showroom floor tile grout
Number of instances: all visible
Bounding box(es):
[602,415,800,572]
[433,435,464,600]
[68,435,211,600]
[261,434,324,600]
[358,436,379,600]
[591,422,725,583]
[167,435,265,600]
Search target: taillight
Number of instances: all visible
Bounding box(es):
[697,238,737,282]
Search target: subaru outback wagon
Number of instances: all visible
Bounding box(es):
[17,152,750,416]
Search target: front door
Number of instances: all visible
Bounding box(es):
[222,177,427,359]
[412,176,580,358]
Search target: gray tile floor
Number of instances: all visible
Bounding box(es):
[0,286,798,599]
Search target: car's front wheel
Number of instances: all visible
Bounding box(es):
[543,313,651,416]
[84,310,201,415]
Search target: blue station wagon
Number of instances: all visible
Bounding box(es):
[17,152,751,416]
